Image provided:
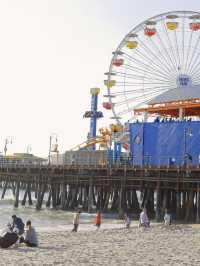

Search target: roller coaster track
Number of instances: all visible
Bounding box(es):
[70,136,109,151]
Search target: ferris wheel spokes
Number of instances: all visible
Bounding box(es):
[186,35,200,74]
[121,51,172,79]
[113,87,173,111]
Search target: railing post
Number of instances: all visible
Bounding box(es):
[88,177,93,213]
[14,182,20,208]
[155,181,161,222]
[196,182,200,223]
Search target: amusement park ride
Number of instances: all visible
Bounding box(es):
[73,11,200,166]
[71,87,126,153]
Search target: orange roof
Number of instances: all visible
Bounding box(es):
[135,99,200,117]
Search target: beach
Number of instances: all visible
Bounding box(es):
[0,223,200,265]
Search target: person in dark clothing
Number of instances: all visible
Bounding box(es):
[0,232,18,248]
[0,224,18,248]
[11,215,25,235]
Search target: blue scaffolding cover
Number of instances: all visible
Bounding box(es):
[129,121,200,166]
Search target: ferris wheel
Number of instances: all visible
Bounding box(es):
[103,11,200,124]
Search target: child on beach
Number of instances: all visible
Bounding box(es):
[94,211,101,229]
[72,210,81,232]
[124,213,131,228]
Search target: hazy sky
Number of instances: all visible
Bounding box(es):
[0,0,199,156]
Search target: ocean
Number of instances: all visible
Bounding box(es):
[0,189,95,232]
[0,189,120,232]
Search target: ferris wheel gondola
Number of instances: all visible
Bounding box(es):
[103,11,200,124]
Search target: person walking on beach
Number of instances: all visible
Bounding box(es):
[124,213,131,228]
[95,211,101,229]
[164,209,172,226]
[11,215,25,235]
[139,208,150,228]
[72,210,81,232]
[20,220,38,247]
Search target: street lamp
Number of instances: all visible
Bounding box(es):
[48,133,59,166]
[26,144,32,154]
[4,137,12,156]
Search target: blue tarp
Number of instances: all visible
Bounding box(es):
[129,121,200,166]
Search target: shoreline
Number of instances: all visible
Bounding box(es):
[28,218,200,233]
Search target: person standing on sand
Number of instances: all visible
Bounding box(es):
[164,209,172,226]
[95,211,101,229]
[139,208,150,228]
[124,213,131,228]
[72,210,81,232]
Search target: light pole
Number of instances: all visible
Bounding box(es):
[48,133,58,166]
[26,144,32,154]
[4,137,12,156]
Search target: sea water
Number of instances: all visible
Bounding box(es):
[0,189,121,232]
[0,189,95,231]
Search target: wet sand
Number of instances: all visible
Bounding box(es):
[0,223,200,265]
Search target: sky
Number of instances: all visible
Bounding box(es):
[0,0,199,157]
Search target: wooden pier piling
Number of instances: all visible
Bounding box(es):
[0,165,199,222]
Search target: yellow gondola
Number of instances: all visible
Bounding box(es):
[126,41,138,49]
[166,22,178,30]
[104,80,116,88]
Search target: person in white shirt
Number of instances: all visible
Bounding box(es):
[72,210,81,232]
[124,213,131,228]
[20,220,38,247]
[164,209,172,226]
[139,208,150,228]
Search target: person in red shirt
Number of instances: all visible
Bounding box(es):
[95,211,101,229]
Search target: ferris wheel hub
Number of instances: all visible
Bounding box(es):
[177,74,192,88]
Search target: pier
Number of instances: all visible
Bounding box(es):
[0,164,200,222]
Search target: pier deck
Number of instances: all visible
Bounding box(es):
[0,165,200,221]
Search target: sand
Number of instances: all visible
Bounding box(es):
[0,222,200,265]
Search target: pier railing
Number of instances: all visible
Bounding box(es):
[0,153,198,168]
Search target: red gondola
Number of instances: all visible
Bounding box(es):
[144,27,156,37]
[190,22,200,31]
[102,102,112,110]
[112,58,124,67]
